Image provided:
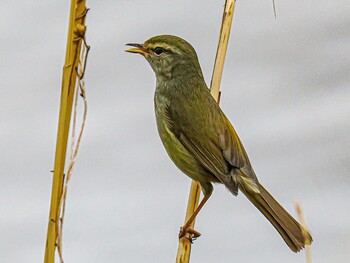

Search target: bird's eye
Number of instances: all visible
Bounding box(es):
[153,47,164,55]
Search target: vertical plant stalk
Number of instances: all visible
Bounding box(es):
[176,1,236,262]
[295,201,313,263]
[57,40,90,263]
[44,1,88,262]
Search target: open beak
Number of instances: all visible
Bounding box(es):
[126,43,149,56]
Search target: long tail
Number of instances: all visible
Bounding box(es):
[240,182,313,252]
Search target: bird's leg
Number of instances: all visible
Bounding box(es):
[179,192,211,240]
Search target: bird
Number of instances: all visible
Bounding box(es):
[126,35,312,252]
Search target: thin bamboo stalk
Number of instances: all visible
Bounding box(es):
[176,181,201,263]
[57,42,89,263]
[210,0,236,100]
[44,1,87,262]
[176,1,236,262]
[295,201,313,263]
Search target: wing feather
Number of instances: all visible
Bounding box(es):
[163,88,258,193]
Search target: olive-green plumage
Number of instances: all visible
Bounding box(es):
[127,35,312,252]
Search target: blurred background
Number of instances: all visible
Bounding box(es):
[1,0,349,262]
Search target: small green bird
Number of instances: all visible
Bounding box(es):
[126,35,312,252]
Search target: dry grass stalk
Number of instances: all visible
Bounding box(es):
[57,40,90,263]
[176,1,236,262]
[44,1,88,262]
[295,201,313,263]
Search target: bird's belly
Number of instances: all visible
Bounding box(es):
[156,114,213,183]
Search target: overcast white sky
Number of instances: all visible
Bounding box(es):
[1,0,349,262]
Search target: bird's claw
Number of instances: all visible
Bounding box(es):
[179,226,201,242]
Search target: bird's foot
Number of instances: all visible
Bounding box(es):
[179,226,201,242]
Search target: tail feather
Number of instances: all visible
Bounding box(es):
[240,182,312,252]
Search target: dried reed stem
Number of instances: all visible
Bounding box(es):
[57,40,90,263]
[176,1,236,262]
[295,201,313,263]
[44,1,88,262]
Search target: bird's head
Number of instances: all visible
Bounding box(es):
[126,35,203,81]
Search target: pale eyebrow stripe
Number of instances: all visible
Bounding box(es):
[145,43,179,53]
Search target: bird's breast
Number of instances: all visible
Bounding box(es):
[154,89,210,182]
